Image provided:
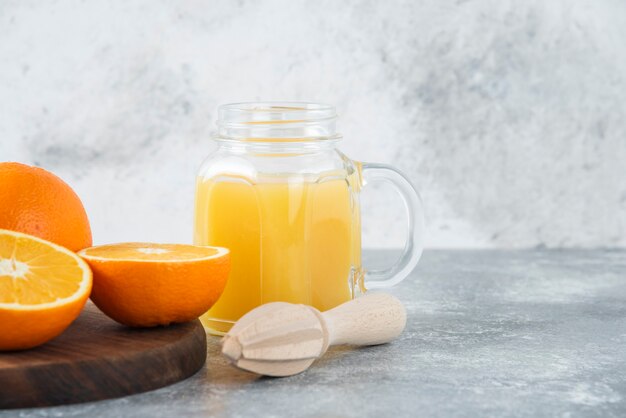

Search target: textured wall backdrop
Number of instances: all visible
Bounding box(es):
[1,0,625,248]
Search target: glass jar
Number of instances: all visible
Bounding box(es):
[194,102,424,334]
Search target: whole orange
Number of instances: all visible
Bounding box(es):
[0,162,92,252]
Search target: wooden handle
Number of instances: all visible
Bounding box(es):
[321,293,406,347]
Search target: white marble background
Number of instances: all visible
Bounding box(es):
[1,0,625,249]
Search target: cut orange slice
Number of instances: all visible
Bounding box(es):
[0,229,92,351]
[78,243,230,327]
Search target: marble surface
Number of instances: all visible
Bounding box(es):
[1,1,625,249]
[3,250,626,417]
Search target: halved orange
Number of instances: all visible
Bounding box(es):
[78,243,230,327]
[0,229,93,351]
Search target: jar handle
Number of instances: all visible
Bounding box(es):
[359,162,425,289]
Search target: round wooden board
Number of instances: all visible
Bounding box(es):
[0,302,207,409]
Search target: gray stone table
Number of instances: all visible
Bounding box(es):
[3,250,626,417]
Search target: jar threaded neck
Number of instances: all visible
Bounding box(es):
[215,102,340,141]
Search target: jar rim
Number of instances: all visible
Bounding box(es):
[215,102,340,141]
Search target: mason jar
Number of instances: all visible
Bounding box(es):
[194,102,424,334]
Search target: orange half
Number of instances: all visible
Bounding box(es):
[78,243,230,327]
[0,229,92,351]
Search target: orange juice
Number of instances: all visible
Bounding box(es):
[194,173,361,334]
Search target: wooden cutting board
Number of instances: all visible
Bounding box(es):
[0,302,207,409]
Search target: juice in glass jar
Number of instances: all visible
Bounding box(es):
[194,174,362,334]
[194,102,425,335]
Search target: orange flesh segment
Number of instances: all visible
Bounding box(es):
[0,232,85,304]
[79,243,221,261]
